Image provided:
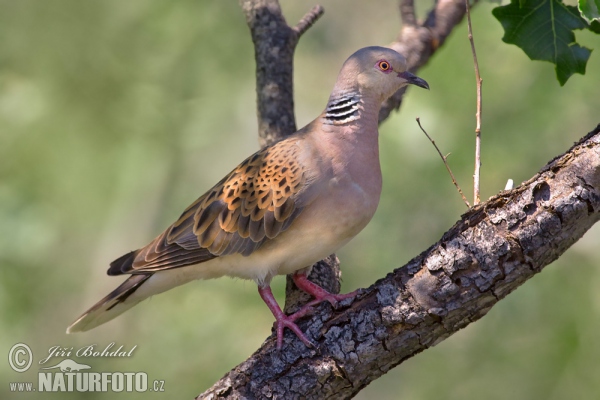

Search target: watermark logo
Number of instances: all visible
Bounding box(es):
[8,343,33,373]
[40,359,91,372]
[7,342,165,393]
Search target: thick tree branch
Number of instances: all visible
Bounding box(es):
[239,0,323,148]
[198,125,600,399]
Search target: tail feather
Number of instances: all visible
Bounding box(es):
[107,251,138,276]
[66,274,152,333]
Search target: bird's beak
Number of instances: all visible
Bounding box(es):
[397,71,429,90]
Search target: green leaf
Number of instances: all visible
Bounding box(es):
[493,0,592,85]
[579,0,600,24]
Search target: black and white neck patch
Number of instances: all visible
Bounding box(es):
[324,93,361,125]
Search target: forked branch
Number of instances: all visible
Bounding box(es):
[239,0,324,148]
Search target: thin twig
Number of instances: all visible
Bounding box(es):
[416,118,470,208]
[399,0,417,26]
[293,5,325,37]
[465,0,482,205]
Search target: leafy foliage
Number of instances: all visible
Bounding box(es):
[579,0,600,24]
[493,0,596,85]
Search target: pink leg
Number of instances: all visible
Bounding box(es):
[292,272,358,309]
[258,285,314,350]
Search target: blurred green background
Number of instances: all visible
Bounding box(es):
[1,0,599,399]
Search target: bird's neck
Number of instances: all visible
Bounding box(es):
[315,88,383,205]
[317,88,382,176]
[322,89,381,129]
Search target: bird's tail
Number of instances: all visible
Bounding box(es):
[66,274,152,333]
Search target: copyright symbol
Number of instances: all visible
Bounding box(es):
[8,343,33,373]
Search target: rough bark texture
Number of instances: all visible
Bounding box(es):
[239,0,323,147]
[198,126,600,399]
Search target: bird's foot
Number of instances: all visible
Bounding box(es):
[272,312,315,350]
[258,275,359,350]
[308,289,358,308]
[292,272,358,309]
[258,285,315,350]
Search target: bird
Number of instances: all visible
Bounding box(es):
[67,46,429,349]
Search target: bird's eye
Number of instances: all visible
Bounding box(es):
[378,61,390,71]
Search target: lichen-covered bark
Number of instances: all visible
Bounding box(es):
[198,125,600,399]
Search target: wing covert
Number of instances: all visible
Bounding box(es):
[109,138,308,275]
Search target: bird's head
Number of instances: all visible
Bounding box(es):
[338,46,429,102]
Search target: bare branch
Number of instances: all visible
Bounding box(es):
[198,125,600,399]
[293,5,325,37]
[399,0,417,27]
[239,0,324,148]
[465,0,483,205]
[416,118,470,208]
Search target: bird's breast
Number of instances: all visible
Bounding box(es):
[324,167,382,238]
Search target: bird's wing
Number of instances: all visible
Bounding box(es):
[108,137,310,275]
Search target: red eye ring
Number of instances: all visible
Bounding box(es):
[378,61,391,71]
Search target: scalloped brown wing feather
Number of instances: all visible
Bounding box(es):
[108,139,307,275]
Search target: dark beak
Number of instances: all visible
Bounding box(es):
[398,71,429,90]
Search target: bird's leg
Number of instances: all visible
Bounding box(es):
[258,285,314,350]
[292,272,358,310]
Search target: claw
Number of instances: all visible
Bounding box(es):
[274,315,315,349]
[258,275,358,350]
[292,273,358,309]
[259,285,315,350]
